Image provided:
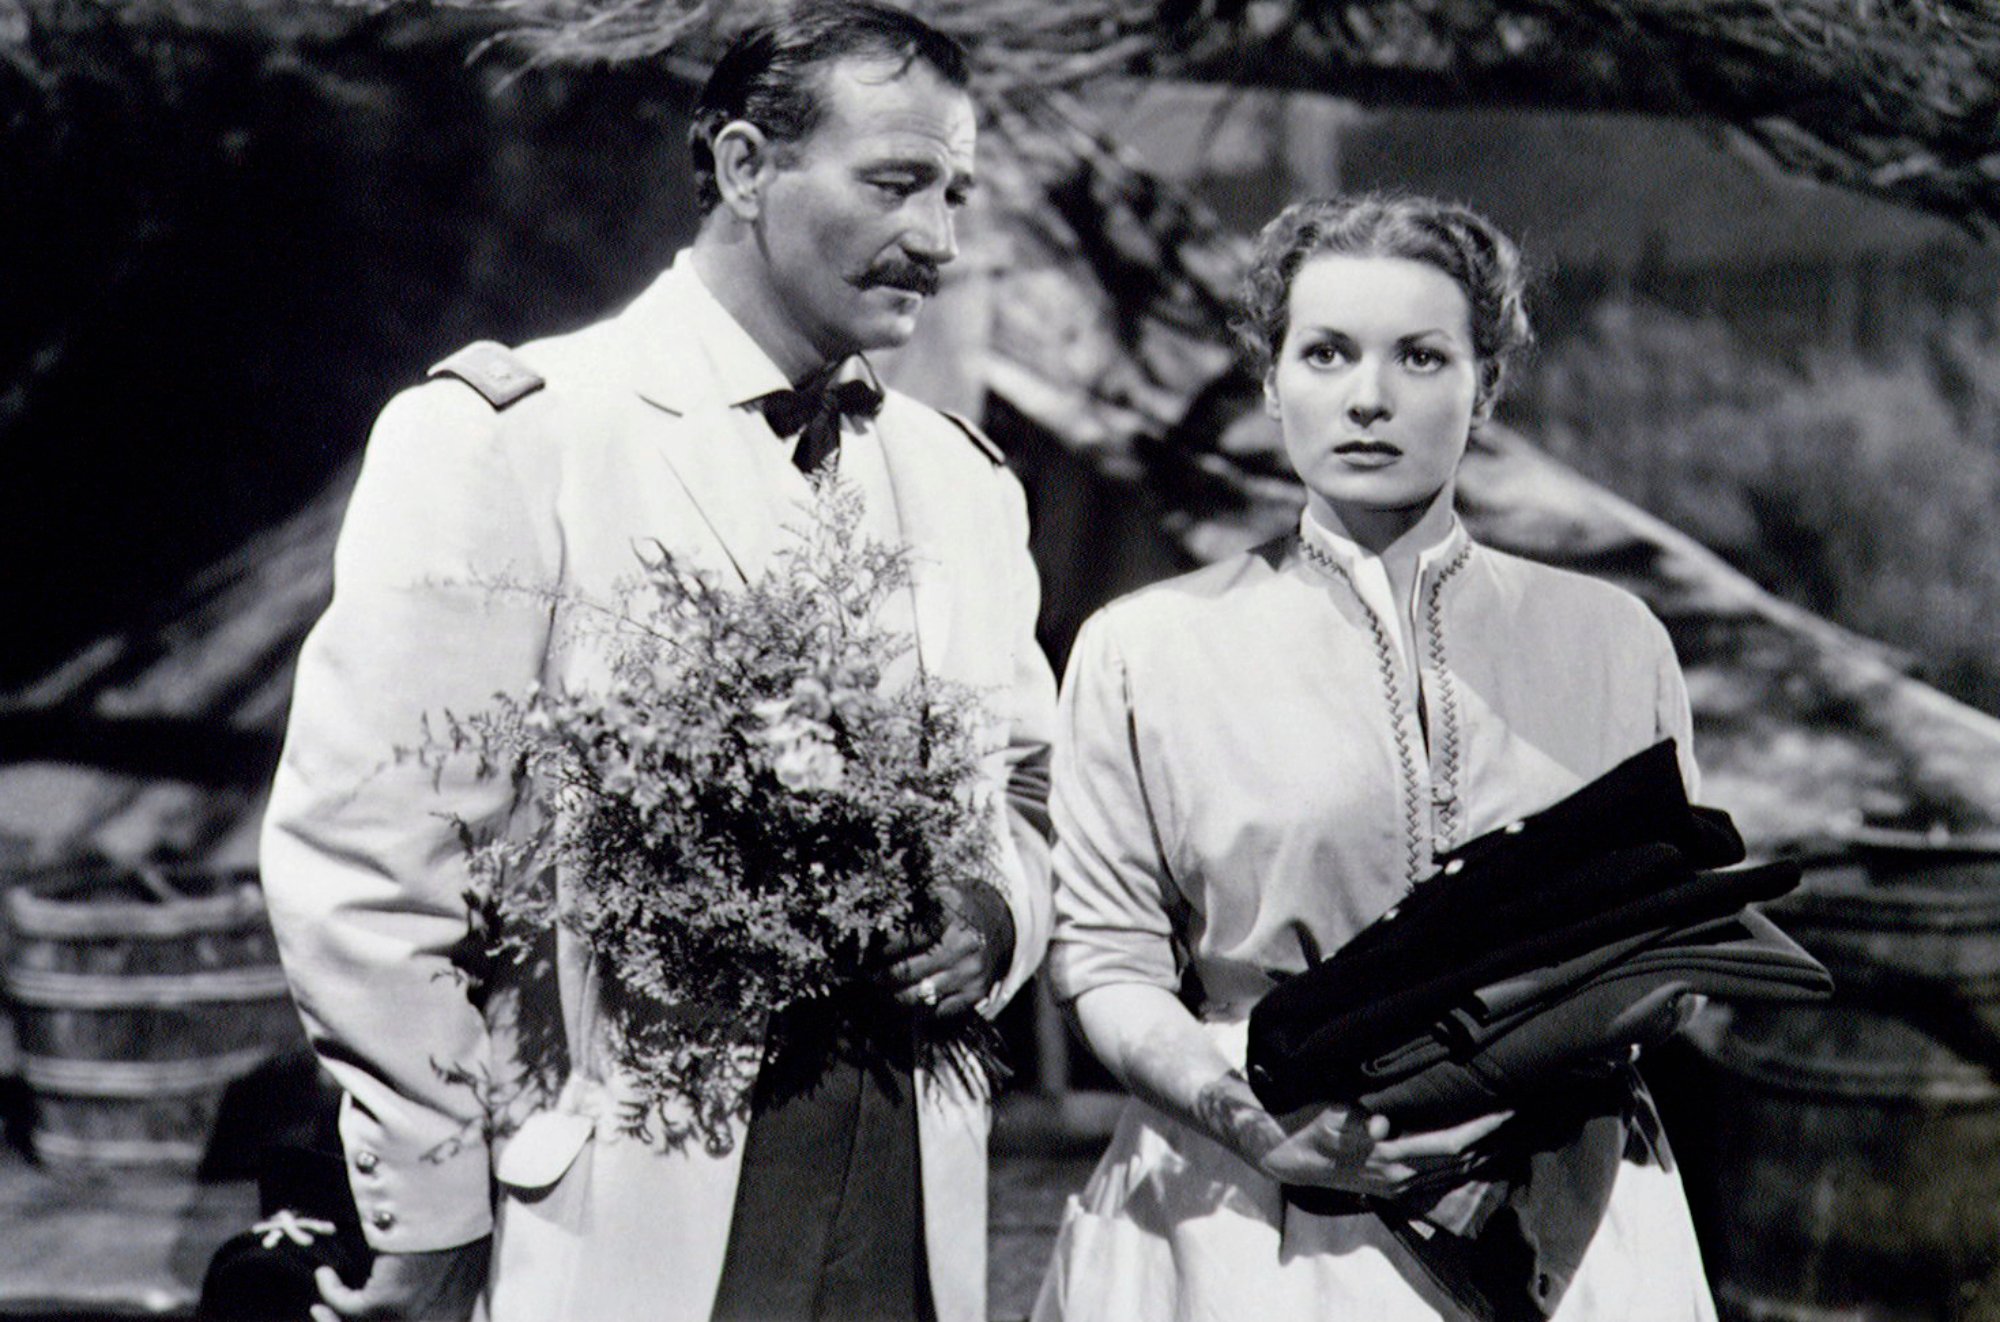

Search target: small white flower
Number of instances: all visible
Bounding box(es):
[791,677,834,720]
[772,737,846,792]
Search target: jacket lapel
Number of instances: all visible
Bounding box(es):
[619,265,801,587]
[873,413,957,677]
[613,262,955,677]
[641,396,802,587]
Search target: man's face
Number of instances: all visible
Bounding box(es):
[754,57,977,366]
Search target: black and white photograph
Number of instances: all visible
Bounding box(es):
[2,2,1998,1319]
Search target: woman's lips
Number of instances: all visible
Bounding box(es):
[1334,439,1401,466]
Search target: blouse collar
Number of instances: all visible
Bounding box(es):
[1297,500,1470,582]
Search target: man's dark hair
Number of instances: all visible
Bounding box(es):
[688,0,968,211]
[689,0,971,215]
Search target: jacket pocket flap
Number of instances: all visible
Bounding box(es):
[495,1109,595,1191]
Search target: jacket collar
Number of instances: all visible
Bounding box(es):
[623,253,880,416]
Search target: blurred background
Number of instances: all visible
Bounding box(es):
[2,1,1999,1318]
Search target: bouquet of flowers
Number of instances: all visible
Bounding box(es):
[426,481,1005,1155]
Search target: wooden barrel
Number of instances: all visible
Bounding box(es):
[1694,834,2000,1322]
[2,861,302,1168]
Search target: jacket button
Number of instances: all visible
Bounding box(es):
[354,1151,379,1175]
[1443,858,1465,876]
[371,1209,397,1231]
[1383,905,1401,921]
[1504,820,1526,835]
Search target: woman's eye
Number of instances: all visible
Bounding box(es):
[1302,343,1346,367]
[1405,346,1446,371]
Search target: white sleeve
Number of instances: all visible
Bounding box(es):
[976,467,1057,1015]
[1046,610,1184,1004]
[261,381,558,1251]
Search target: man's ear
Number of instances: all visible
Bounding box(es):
[712,120,777,220]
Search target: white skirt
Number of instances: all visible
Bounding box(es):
[1032,1024,1718,1322]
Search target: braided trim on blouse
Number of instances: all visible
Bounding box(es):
[1299,537,1427,887]
[1421,544,1474,849]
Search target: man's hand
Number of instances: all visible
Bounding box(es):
[310,1239,489,1322]
[877,882,1014,1017]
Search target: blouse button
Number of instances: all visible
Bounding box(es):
[354,1151,379,1175]
[370,1209,397,1231]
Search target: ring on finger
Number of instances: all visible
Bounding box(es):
[914,977,940,1007]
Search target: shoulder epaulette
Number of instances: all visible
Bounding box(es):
[427,340,545,410]
[940,409,1006,466]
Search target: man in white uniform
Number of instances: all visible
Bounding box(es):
[261,6,1055,1319]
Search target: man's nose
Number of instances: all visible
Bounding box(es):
[904,195,958,264]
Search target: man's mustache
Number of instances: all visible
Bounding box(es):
[860,259,941,297]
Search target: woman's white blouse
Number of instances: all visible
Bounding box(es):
[1047,515,1698,1018]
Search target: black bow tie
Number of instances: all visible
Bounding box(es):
[758,377,884,475]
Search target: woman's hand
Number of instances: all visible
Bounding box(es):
[1072,985,1512,1203]
[1251,1103,1513,1199]
[310,1240,489,1322]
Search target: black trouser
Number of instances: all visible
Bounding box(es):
[710,994,935,1322]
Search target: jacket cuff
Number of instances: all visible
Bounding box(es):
[976,810,1052,1018]
[340,1092,494,1252]
[976,887,1033,1019]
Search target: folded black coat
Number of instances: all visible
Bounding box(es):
[1354,908,1832,1129]
[1246,739,1811,1116]
[1239,740,1831,1322]
[1337,740,1746,965]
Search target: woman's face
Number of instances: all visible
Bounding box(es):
[1265,253,1485,546]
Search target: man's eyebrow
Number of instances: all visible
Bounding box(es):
[862,153,939,175]
[857,158,979,199]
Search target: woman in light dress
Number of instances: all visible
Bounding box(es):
[1034,193,1718,1321]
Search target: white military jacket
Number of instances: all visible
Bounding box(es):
[261,255,1056,1322]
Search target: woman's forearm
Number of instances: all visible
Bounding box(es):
[1069,982,1506,1197]
[1068,983,1286,1167]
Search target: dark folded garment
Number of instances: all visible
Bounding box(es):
[1247,739,1780,1115]
[1355,908,1832,1128]
[1248,855,1804,1114]
[1239,740,1830,1322]
[1334,739,1744,968]
[1264,901,1828,1322]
